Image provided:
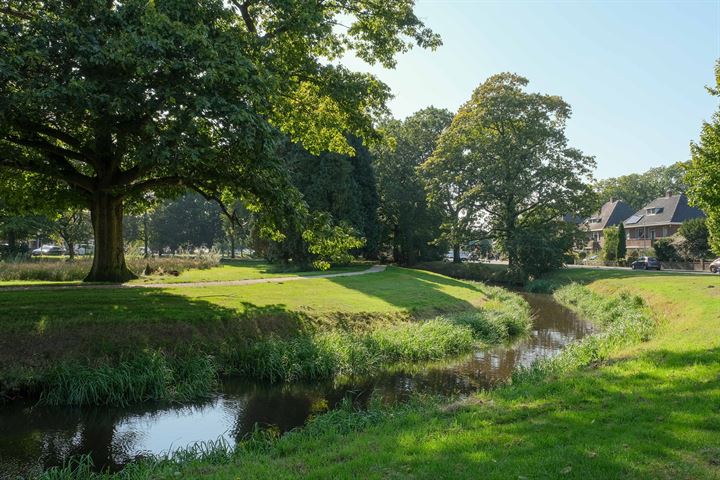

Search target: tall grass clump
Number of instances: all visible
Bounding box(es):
[513,283,655,384]
[228,319,477,383]
[40,351,217,406]
[0,254,220,282]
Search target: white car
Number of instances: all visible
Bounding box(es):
[443,250,470,262]
[32,245,66,256]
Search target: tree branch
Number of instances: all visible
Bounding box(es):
[121,176,185,197]
[0,155,95,193]
[231,0,257,34]
[6,135,90,164]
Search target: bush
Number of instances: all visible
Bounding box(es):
[653,237,680,261]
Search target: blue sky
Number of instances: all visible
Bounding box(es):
[342,0,720,179]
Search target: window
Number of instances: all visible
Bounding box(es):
[650,229,656,240]
[646,207,664,215]
[638,229,645,239]
[662,226,668,237]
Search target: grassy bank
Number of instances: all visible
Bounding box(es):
[0,257,370,285]
[42,267,720,479]
[0,267,531,405]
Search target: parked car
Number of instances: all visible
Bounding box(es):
[443,250,470,262]
[31,245,66,256]
[710,258,720,274]
[631,256,662,270]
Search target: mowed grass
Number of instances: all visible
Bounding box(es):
[0,267,485,333]
[147,268,720,480]
[129,260,369,284]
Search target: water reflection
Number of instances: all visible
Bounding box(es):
[0,293,593,478]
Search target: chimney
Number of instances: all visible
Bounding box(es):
[666,190,673,197]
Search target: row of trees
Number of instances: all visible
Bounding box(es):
[0,0,441,281]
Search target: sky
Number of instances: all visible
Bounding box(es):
[342,0,720,179]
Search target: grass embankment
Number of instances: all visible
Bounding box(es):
[0,266,531,406]
[44,268,720,479]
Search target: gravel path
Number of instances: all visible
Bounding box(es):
[0,265,388,292]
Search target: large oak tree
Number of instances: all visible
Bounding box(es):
[0,0,439,281]
[428,73,595,275]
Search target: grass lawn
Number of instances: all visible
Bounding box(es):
[129,260,370,284]
[0,267,486,333]
[165,267,720,480]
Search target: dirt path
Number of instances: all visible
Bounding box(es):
[0,265,388,292]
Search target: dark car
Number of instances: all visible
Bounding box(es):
[631,256,662,271]
[710,258,720,274]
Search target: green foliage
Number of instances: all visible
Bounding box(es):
[594,162,688,211]
[601,226,619,261]
[616,223,627,260]
[147,192,225,252]
[686,61,720,256]
[40,351,217,407]
[507,220,584,277]
[675,217,711,260]
[653,237,680,261]
[289,137,381,260]
[374,108,450,265]
[428,73,595,278]
[417,261,524,286]
[0,0,437,280]
[228,307,530,383]
[303,213,366,270]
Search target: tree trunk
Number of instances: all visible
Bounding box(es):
[230,228,236,259]
[85,192,137,282]
[65,238,75,260]
[453,243,461,263]
[143,212,149,258]
[7,230,16,250]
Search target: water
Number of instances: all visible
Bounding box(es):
[0,293,593,478]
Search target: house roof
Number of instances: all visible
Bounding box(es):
[585,199,635,232]
[623,193,705,228]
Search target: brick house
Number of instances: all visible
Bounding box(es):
[583,198,635,252]
[623,191,705,252]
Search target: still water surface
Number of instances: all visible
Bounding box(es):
[0,293,593,477]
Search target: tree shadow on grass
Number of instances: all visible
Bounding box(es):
[323,266,486,316]
[0,287,306,370]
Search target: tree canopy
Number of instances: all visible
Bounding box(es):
[429,73,595,276]
[594,162,688,211]
[374,108,449,265]
[686,60,720,256]
[0,0,438,281]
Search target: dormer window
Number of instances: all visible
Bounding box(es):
[646,207,663,215]
[589,217,602,224]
